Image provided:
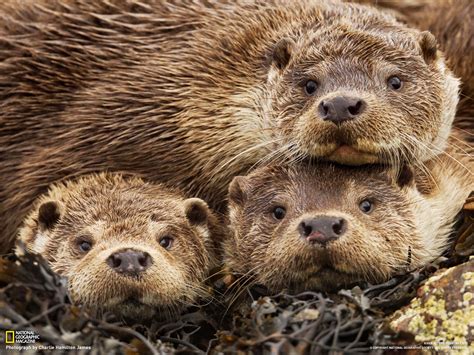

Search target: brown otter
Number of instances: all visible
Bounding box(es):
[17,173,221,320]
[0,0,460,251]
[224,147,473,292]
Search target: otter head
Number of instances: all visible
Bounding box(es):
[225,163,440,293]
[18,174,215,320]
[265,4,459,167]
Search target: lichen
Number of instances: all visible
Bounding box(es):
[389,261,474,353]
[462,272,474,288]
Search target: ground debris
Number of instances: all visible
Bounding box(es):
[0,252,468,354]
[213,266,441,354]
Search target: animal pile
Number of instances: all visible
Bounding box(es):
[0,0,472,352]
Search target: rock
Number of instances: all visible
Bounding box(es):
[388,258,474,353]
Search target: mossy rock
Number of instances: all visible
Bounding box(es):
[389,258,474,353]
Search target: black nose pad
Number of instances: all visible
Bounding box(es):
[298,216,347,245]
[318,96,366,124]
[106,249,153,276]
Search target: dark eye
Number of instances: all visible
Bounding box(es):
[78,239,92,253]
[159,236,174,250]
[304,80,318,95]
[272,206,286,220]
[387,76,402,90]
[359,200,374,214]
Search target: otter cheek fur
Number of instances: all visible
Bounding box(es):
[17,173,218,320]
[224,163,468,293]
[0,0,460,252]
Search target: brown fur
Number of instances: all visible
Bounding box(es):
[412,0,473,127]
[17,173,222,320]
[355,0,473,132]
[0,0,460,251]
[225,144,473,292]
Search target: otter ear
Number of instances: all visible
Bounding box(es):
[184,198,209,225]
[228,176,250,206]
[418,31,438,64]
[271,38,295,70]
[395,165,415,189]
[38,201,61,230]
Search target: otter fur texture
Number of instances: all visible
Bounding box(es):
[0,0,460,251]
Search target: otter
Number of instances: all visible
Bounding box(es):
[224,147,473,292]
[0,0,460,251]
[17,173,221,320]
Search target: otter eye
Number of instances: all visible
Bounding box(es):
[272,206,286,220]
[304,80,318,95]
[159,236,174,250]
[78,239,92,253]
[387,76,402,90]
[359,200,373,214]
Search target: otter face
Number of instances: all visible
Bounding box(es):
[226,164,433,293]
[19,175,214,320]
[266,17,459,166]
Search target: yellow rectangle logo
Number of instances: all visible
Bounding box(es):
[5,331,14,344]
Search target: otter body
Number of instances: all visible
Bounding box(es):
[0,0,459,251]
[17,173,221,320]
[225,147,472,292]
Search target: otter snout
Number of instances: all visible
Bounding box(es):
[318,96,366,124]
[106,249,153,276]
[298,216,347,245]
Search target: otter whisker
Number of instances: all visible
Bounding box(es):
[222,264,264,315]
[406,246,412,271]
[420,137,473,175]
[398,133,442,190]
[224,263,263,296]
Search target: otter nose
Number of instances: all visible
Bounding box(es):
[298,216,347,245]
[106,249,153,276]
[318,96,366,124]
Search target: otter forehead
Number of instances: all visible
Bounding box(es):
[244,165,402,212]
[308,26,419,56]
[293,33,425,79]
[64,190,186,223]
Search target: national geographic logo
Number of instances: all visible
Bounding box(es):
[2,330,40,344]
[5,331,14,344]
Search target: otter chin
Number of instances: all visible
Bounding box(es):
[327,145,380,165]
[301,268,361,292]
[106,297,157,320]
[17,173,222,320]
